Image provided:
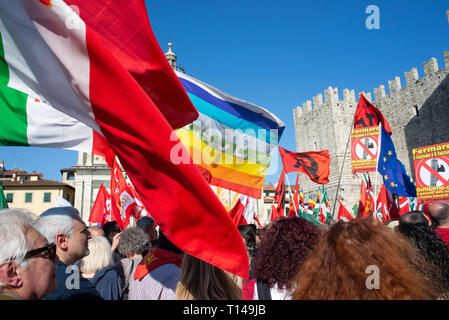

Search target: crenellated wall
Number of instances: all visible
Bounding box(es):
[293,52,449,215]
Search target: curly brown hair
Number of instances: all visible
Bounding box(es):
[291,217,446,300]
[253,216,320,291]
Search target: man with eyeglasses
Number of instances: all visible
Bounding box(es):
[33,206,103,300]
[0,209,57,300]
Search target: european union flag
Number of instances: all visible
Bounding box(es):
[377,127,416,197]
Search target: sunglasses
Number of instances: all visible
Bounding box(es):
[24,243,57,261]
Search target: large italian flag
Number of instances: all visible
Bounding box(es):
[0,0,249,279]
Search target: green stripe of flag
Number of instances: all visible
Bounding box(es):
[0,32,29,146]
[0,31,8,85]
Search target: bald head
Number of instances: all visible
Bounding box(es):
[429,201,449,228]
[88,226,105,237]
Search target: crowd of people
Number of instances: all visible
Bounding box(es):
[1,200,449,300]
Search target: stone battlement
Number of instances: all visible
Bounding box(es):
[293,51,449,215]
[294,52,449,117]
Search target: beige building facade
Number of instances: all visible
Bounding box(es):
[1,162,75,215]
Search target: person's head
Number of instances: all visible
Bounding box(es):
[398,211,449,289]
[254,216,320,291]
[237,225,256,251]
[400,211,431,227]
[136,216,158,241]
[175,254,241,300]
[0,209,57,300]
[429,201,449,228]
[117,227,149,258]
[291,218,445,300]
[102,221,121,243]
[33,207,91,266]
[254,228,262,244]
[157,230,183,255]
[88,226,105,238]
[78,236,113,275]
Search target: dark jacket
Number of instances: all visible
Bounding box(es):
[89,263,123,300]
[42,261,103,300]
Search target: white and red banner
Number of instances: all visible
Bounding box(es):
[337,199,355,222]
[111,159,137,229]
[228,195,256,226]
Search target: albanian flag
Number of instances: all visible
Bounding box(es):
[279,147,330,184]
[354,93,392,135]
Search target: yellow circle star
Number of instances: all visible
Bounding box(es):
[387,150,393,156]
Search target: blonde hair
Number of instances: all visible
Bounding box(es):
[175,254,241,300]
[79,236,113,274]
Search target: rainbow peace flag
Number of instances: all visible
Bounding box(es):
[176,72,285,198]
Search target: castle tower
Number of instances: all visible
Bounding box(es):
[293,52,449,216]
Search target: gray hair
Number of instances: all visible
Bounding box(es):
[117,227,149,257]
[32,207,81,243]
[0,209,36,287]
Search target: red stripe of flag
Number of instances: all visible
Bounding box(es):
[76,3,248,278]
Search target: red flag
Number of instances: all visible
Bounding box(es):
[228,196,249,226]
[288,196,297,217]
[364,175,375,218]
[23,0,249,279]
[89,184,123,229]
[227,195,255,227]
[357,179,367,217]
[288,174,300,216]
[274,169,286,206]
[125,177,150,221]
[270,204,278,221]
[386,188,400,221]
[354,93,392,135]
[111,159,137,229]
[337,199,355,222]
[375,184,390,222]
[319,210,327,224]
[279,147,330,184]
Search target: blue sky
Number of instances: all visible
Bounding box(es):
[1,0,448,186]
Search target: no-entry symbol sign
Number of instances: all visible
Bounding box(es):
[413,142,449,204]
[416,158,449,187]
[351,126,380,173]
[353,137,378,160]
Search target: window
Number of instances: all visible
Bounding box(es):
[43,192,51,203]
[25,193,32,203]
[6,193,13,203]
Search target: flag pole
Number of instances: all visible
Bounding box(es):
[331,118,355,220]
[317,187,321,218]
[285,173,299,215]
[374,124,382,216]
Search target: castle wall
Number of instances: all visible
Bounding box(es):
[293,52,449,216]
